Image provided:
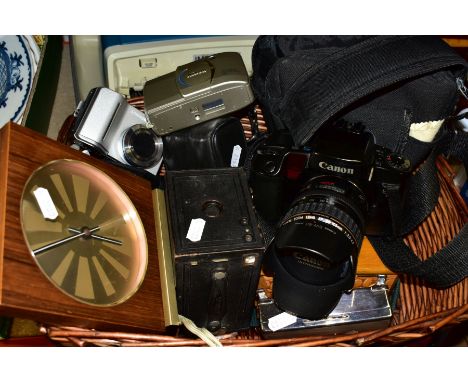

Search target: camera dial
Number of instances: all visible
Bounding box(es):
[122,125,163,169]
[385,153,411,171]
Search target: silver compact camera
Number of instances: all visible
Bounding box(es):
[72,87,163,176]
[143,52,255,135]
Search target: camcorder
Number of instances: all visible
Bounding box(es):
[250,121,411,319]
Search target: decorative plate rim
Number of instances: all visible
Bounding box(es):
[0,35,34,125]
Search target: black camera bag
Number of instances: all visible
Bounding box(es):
[251,35,468,288]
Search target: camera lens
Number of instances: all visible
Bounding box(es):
[270,175,367,318]
[123,125,163,168]
[276,176,365,278]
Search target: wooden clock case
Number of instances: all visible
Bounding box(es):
[0,122,166,333]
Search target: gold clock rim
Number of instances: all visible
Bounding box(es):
[19,158,149,307]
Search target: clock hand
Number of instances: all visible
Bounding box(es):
[33,226,100,256]
[67,227,122,246]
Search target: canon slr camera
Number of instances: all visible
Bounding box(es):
[250,121,411,319]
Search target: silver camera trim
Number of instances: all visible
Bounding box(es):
[73,87,163,176]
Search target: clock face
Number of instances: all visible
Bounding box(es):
[19,159,148,307]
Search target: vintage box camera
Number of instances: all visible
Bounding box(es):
[143,52,254,136]
[165,168,265,334]
[71,87,164,177]
[257,278,392,338]
[250,121,411,320]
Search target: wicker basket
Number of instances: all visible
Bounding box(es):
[49,104,468,347]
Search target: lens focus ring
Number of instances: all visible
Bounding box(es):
[280,200,363,248]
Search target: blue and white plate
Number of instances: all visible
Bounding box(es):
[24,35,40,67]
[0,35,36,128]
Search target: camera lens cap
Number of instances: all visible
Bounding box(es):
[266,243,355,320]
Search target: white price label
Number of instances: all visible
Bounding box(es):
[268,312,297,332]
[230,145,242,167]
[33,187,58,220]
[186,218,206,242]
[409,120,443,143]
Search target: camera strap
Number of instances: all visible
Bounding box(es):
[369,226,468,288]
[370,128,468,288]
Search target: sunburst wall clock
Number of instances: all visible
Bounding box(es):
[0,122,166,332]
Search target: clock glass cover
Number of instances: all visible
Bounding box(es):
[20,159,148,306]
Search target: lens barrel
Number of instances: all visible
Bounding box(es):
[123,125,163,168]
[270,175,366,319]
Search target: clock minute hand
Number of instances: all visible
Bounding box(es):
[32,226,100,256]
[67,227,122,246]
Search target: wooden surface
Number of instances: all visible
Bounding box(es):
[357,238,393,275]
[0,122,166,332]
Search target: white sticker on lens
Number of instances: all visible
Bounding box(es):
[268,312,297,331]
[33,187,59,220]
[186,218,206,242]
[230,145,242,167]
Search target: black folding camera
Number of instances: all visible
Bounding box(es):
[250,121,411,319]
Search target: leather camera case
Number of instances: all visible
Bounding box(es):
[162,116,247,171]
